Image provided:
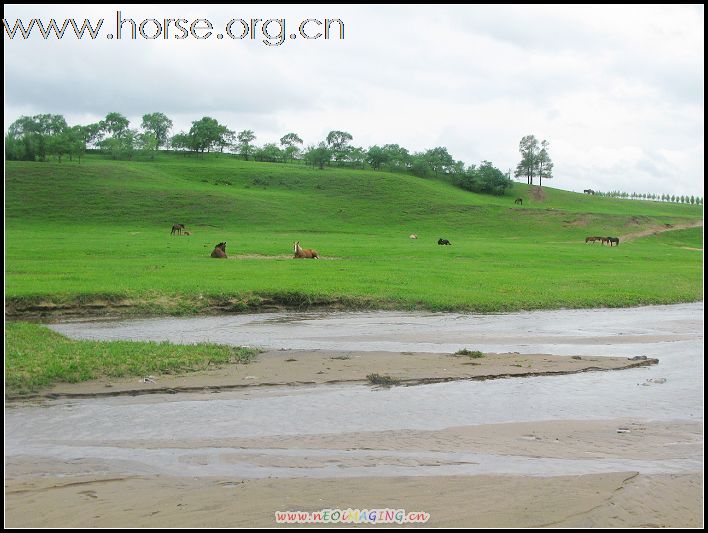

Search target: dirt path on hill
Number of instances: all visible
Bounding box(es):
[619,220,703,243]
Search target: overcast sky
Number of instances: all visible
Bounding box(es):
[4,4,704,196]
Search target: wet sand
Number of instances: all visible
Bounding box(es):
[5,413,702,527]
[6,304,703,527]
[5,467,702,528]
[39,349,657,399]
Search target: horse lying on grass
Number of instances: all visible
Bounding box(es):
[211,242,227,258]
[294,241,319,259]
[438,238,452,245]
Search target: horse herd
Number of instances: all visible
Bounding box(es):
[585,236,620,246]
[207,240,318,259]
[172,223,619,259]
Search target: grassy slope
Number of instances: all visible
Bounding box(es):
[5,154,704,313]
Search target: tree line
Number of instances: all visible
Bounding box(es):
[5,111,522,196]
[595,190,703,205]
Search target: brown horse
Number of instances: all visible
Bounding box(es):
[585,236,603,244]
[600,237,609,245]
[211,242,227,258]
[294,241,319,259]
[171,223,185,235]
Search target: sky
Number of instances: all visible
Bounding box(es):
[4,4,704,196]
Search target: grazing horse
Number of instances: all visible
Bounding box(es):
[608,237,620,246]
[600,237,609,245]
[211,242,227,258]
[171,223,185,235]
[585,236,603,244]
[409,234,418,239]
[294,241,319,259]
[583,189,595,195]
[438,238,452,245]
[514,198,523,205]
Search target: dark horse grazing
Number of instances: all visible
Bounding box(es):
[438,238,452,245]
[211,242,227,258]
[514,198,523,205]
[294,241,319,259]
[583,189,595,195]
[171,223,185,235]
[608,237,619,246]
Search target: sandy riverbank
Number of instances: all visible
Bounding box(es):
[6,349,701,527]
[5,415,703,527]
[35,349,657,399]
[5,473,703,527]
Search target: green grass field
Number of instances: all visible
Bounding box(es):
[5,153,704,315]
[5,322,259,395]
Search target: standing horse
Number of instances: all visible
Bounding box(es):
[211,242,227,258]
[514,198,523,205]
[585,236,602,244]
[171,223,185,235]
[608,237,619,246]
[294,241,319,259]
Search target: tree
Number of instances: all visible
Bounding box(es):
[280,132,304,162]
[409,152,431,177]
[366,145,389,170]
[100,112,130,137]
[382,144,411,171]
[141,112,173,150]
[170,132,191,152]
[304,143,332,169]
[237,130,256,160]
[98,128,137,159]
[188,117,230,156]
[280,132,303,161]
[138,131,158,159]
[254,143,283,162]
[326,130,353,165]
[5,114,67,161]
[454,161,512,196]
[65,125,88,162]
[536,139,553,187]
[515,134,539,185]
[81,122,104,148]
[423,147,455,176]
[348,146,366,169]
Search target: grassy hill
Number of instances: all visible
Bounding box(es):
[5,153,703,317]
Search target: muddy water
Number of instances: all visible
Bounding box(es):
[6,303,704,479]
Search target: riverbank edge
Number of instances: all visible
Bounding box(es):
[5,292,704,322]
[7,350,659,402]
